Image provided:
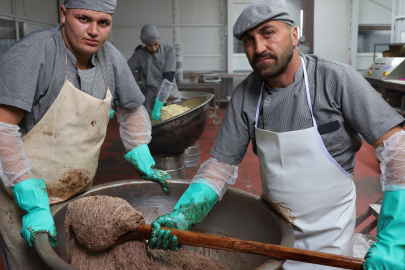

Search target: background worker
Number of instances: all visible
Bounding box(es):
[127,24,180,121]
[298,36,311,54]
[0,1,170,269]
[147,1,405,269]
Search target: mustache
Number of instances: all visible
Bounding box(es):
[253,51,277,63]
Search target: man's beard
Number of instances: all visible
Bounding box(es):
[250,40,294,79]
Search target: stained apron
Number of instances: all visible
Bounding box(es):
[255,57,356,269]
[0,49,111,270]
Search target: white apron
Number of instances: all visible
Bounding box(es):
[0,49,111,270]
[255,57,356,270]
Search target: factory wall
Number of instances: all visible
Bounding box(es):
[0,0,398,73]
[313,0,392,67]
[0,0,60,35]
[314,0,350,64]
[356,0,393,72]
[358,0,392,25]
[110,0,303,72]
[111,0,227,72]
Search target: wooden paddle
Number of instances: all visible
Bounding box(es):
[116,224,364,269]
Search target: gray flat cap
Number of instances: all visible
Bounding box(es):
[64,0,117,15]
[233,0,294,40]
[140,24,160,44]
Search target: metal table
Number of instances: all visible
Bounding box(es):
[362,56,405,115]
[177,79,221,125]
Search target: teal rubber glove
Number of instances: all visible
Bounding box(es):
[363,189,405,270]
[148,180,218,251]
[151,98,164,121]
[109,108,115,119]
[11,179,58,248]
[124,144,171,194]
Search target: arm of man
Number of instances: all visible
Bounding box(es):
[336,65,405,270]
[363,125,405,270]
[0,38,47,187]
[127,49,142,73]
[0,38,58,247]
[151,46,177,121]
[117,105,170,194]
[0,105,32,186]
[112,51,171,193]
[148,81,252,251]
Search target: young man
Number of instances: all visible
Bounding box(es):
[0,1,170,269]
[148,1,405,269]
[127,24,179,121]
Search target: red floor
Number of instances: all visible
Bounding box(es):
[0,108,384,269]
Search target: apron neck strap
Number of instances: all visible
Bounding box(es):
[255,83,264,125]
[97,53,109,90]
[65,46,68,82]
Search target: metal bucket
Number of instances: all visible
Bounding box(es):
[36,180,294,270]
[183,141,201,167]
[153,154,186,178]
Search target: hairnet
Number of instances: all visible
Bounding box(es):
[233,0,294,40]
[299,36,306,43]
[64,0,117,15]
[140,24,160,44]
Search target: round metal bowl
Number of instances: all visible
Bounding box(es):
[35,180,294,270]
[149,92,214,156]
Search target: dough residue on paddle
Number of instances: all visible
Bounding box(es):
[161,104,190,121]
[66,195,228,270]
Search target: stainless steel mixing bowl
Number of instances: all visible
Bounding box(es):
[149,92,214,156]
[35,180,294,270]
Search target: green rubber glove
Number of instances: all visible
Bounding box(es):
[11,179,58,248]
[363,189,405,270]
[124,144,171,194]
[109,108,115,119]
[151,98,164,121]
[148,180,218,251]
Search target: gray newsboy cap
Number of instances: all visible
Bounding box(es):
[233,0,294,40]
[140,24,160,44]
[64,0,117,15]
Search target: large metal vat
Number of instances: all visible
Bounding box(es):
[35,180,294,270]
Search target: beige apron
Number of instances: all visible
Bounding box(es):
[0,49,111,269]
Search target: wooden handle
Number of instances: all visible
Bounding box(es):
[116,225,364,270]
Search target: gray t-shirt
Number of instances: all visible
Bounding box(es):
[211,50,404,174]
[0,25,144,136]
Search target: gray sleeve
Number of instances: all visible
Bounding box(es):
[210,85,251,165]
[127,50,141,72]
[340,65,404,144]
[0,41,48,112]
[114,53,145,110]
[163,45,176,73]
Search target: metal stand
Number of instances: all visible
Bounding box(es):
[353,197,382,258]
[183,141,201,167]
[153,154,186,179]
